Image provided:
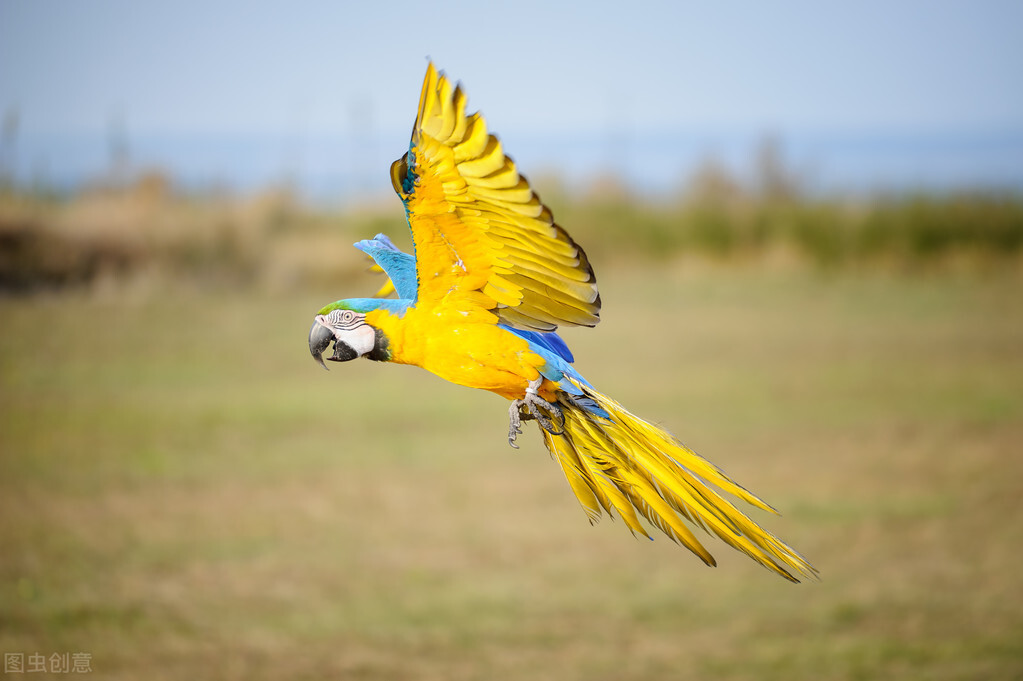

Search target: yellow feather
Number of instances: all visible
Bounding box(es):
[514,293,598,327]
[541,378,819,582]
[453,114,489,161]
[481,281,524,308]
[493,256,585,288]
[493,308,556,332]
[462,162,520,190]
[456,138,506,178]
[400,63,600,331]
[500,270,599,305]
[497,250,583,280]
[450,86,469,142]
[570,417,655,539]
[483,195,544,218]
[486,223,579,258]
[544,431,603,523]
[435,76,456,140]
[416,63,439,133]
[373,279,396,298]
[468,205,557,230]
[469,180,534,204]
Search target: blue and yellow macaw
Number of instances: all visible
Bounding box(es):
[309,64,817,582]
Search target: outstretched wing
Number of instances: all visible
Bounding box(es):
[390,63,600,332]
[355,234,418,300]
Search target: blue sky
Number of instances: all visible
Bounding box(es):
[1,0,1021,196]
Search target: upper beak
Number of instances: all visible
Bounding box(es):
[309,319,334,371]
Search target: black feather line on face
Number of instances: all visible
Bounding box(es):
[366,328,391,362]
[330,341,360,362]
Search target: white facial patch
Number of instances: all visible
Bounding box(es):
[321,310,376,358]
[342,324,376,357]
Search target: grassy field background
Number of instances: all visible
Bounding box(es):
[2,247,1022,678]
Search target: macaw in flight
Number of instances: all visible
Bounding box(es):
[309,64,817,582]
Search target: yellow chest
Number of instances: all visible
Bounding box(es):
[367,306,544,398]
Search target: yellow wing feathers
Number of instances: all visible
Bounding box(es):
[398,63,600,331]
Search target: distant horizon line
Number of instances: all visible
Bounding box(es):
[2,126,1021,202]
[11,123,1023,139]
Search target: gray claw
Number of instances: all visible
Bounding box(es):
[526,398,564,435]
[506,376,564,448]
[507,402,523,449]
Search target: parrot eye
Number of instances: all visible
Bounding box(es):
[327,309,361,327]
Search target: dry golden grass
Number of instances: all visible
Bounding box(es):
[1,264,1022,680]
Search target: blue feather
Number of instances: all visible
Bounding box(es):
[320,297,411,316]
[354,233,419,301]
[501,325,575,364]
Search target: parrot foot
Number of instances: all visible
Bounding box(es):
[507,376,564,449]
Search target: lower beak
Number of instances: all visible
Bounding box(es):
[309,319,334,371]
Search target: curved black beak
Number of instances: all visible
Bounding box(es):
[309,319,334,371]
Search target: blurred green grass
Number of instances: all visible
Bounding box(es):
[3,171,1022,295]
[2,263,1022,680]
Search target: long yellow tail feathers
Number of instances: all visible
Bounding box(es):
[540,381,818,583]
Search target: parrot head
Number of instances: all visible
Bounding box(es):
[308,304,390,370]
